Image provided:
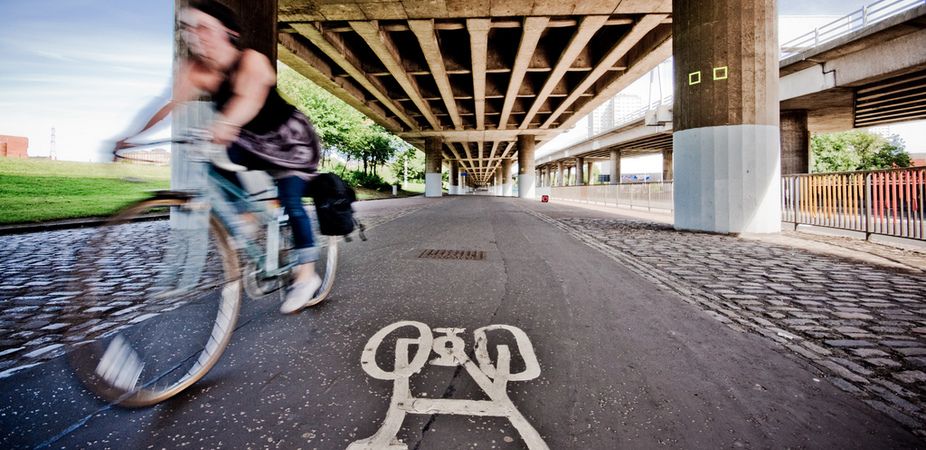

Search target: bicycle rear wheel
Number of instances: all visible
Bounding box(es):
[69,196,242,407]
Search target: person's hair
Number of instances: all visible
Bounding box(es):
[191,0,242,45]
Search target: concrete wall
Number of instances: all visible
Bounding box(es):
[0,136,29,158]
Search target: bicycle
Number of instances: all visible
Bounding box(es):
[68,131,350,407]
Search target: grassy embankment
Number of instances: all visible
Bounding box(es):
[0,158,424,224]
[0,158,170,224]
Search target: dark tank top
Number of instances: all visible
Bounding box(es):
[212,57,295,135]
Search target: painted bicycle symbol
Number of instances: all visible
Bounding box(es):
[347,321,549,450]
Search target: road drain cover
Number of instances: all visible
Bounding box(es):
[418,249,486,260]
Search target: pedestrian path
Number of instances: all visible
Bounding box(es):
[0,196,921,448]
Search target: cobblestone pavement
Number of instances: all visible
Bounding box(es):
[0,198,432,376]
[522,206,926,436]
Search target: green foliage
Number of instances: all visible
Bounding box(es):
[327,163,391,190]
[277,64,406,175]
[811,130,912,173]
[390,145,425,182]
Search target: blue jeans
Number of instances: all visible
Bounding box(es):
[276,175,318,264]
[216,145,318,264]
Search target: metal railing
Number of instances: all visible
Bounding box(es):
[780,0,925,59]
[782,167,926,240]
[548,182,674,213]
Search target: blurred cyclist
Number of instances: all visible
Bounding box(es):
[117,0,323,314]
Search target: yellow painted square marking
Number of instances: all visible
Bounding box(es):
[688,71,701,85]
[713,66,728,80]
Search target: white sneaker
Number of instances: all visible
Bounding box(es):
[280,273,322,314]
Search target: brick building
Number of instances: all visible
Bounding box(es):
[0,135,29,158]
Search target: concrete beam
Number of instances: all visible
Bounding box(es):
[499,17,549,129]
[543,14,668,128]
[399,129,554,142]
[350,20,442,130]
[409,20,464,130]
[277,35,403,132]
[562,37,672,130]
[467,19,491,131]
[291,23,417,130]
[520,15,609,130]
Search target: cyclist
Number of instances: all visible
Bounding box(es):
[117,0,322,314]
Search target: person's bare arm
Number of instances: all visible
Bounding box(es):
[116,62,200,148]
[210,50,276,145]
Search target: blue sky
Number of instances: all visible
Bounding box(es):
[0,0,173,161]
[1,0,920,163]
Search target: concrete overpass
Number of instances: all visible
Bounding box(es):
[176,0,806,234]
[274,0,674,196]
[536,2,926,183]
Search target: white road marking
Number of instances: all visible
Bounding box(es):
[347,322,549,450]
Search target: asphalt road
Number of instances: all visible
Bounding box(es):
[0,196,920,449]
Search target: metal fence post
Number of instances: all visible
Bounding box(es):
[865,173,873,239]
[647,183,653,211]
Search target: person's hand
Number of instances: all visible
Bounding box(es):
[210,120,240,146]
[112,138,134,162]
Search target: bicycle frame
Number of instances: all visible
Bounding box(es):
[202,164,298,280]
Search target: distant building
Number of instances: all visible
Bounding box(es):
[0,135,29,158]
[910,153,926,167]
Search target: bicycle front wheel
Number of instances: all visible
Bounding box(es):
[69,196,242,407]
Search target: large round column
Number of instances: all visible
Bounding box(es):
[502,158,513,196]
[575,157,585,186]
[673,0,780,233]
[424,137,443,198]
[609,150,620,184]
[450,160,460,195]
[557,161,564,187]
[662,149,673,181]
[517,135,536,198]
[780,110,810,174]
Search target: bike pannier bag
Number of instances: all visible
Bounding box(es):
[308,172,356,236]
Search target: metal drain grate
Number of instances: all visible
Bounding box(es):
[418,249,486,260]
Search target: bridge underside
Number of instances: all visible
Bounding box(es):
[277,0,671,184]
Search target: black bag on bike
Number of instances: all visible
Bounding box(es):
[308,172,359,236]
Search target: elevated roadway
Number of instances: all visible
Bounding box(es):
[536,3,926,182]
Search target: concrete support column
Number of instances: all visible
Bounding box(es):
[502,159,513,196]
[517,135,536,198]
[673,0,780,233]
[458,166,466,194]
[450,160,459,195]
[609,150,621,184]
[557,162,564,187]
[495,167,504,195]
[424,137,443,198]
[586,161,594,185]
[575,157,584,186]
[662,149,673,181]
[780,110,810,174]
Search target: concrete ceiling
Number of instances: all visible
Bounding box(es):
[276,0,672,184]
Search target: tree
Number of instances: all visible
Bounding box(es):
[390,144,424,182]
[811,130,912,173]
[277,64,407,176]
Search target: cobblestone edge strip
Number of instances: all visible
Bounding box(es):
[0,200,436,378]
[522,207,926,438]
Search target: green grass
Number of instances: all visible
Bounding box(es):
[401,182,425,194]
[0,158,169,224]
[0,158,425,224]
[354,186,423,200]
